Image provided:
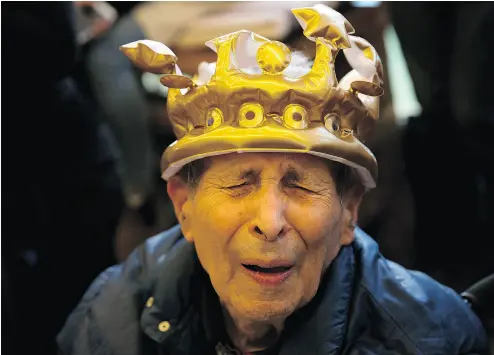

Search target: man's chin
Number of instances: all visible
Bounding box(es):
[230,297,298,321]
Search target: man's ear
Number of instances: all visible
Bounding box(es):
[340,186,364,246]
[167,176,194,242]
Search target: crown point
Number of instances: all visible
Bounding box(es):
[291,7,318,28]
[350,81,384,97]
[120,40,177,74]
[291,4,354,48]
[256,41,291,75]
[159,74,196,89]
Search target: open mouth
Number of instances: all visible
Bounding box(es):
[242,264,293,274]
[241,262,294,284]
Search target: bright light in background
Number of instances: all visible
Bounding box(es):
[351,1,382,8]
[141,72,168,98]
[383,25,422,125]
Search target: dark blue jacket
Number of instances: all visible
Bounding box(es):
[58,226,489,354]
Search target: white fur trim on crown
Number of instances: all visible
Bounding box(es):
[195,51,312,87]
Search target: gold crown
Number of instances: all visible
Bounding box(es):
[120,4,384,189]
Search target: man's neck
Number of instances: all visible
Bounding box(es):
[222,307,285,353]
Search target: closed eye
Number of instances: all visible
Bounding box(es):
[286,184,313,193]
[226,182,249,189]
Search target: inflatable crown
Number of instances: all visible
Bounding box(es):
[120,4,384,189]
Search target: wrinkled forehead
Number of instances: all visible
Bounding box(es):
[205,152,334,181]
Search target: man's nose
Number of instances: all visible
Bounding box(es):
[250,188,288,242]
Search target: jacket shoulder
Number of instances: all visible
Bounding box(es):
[353,229,489,354]
[57,225,183,355]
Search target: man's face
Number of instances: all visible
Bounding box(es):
[170,153,358,321]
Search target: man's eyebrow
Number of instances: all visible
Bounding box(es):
[283,166,303,182]
[239,168,260,181]
[212,167,260,184]
[283,164,332,185]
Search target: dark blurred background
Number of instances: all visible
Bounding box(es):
[2,2,493,354]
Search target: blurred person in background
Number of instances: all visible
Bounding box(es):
[389,2,494,291]
[2,2,123,354]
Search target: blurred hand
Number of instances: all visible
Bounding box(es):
[75,1,118,44]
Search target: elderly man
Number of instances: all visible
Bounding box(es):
[58,5,489,355]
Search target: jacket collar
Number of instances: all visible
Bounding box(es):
[140,238,204,353]
[141,231,357,355]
